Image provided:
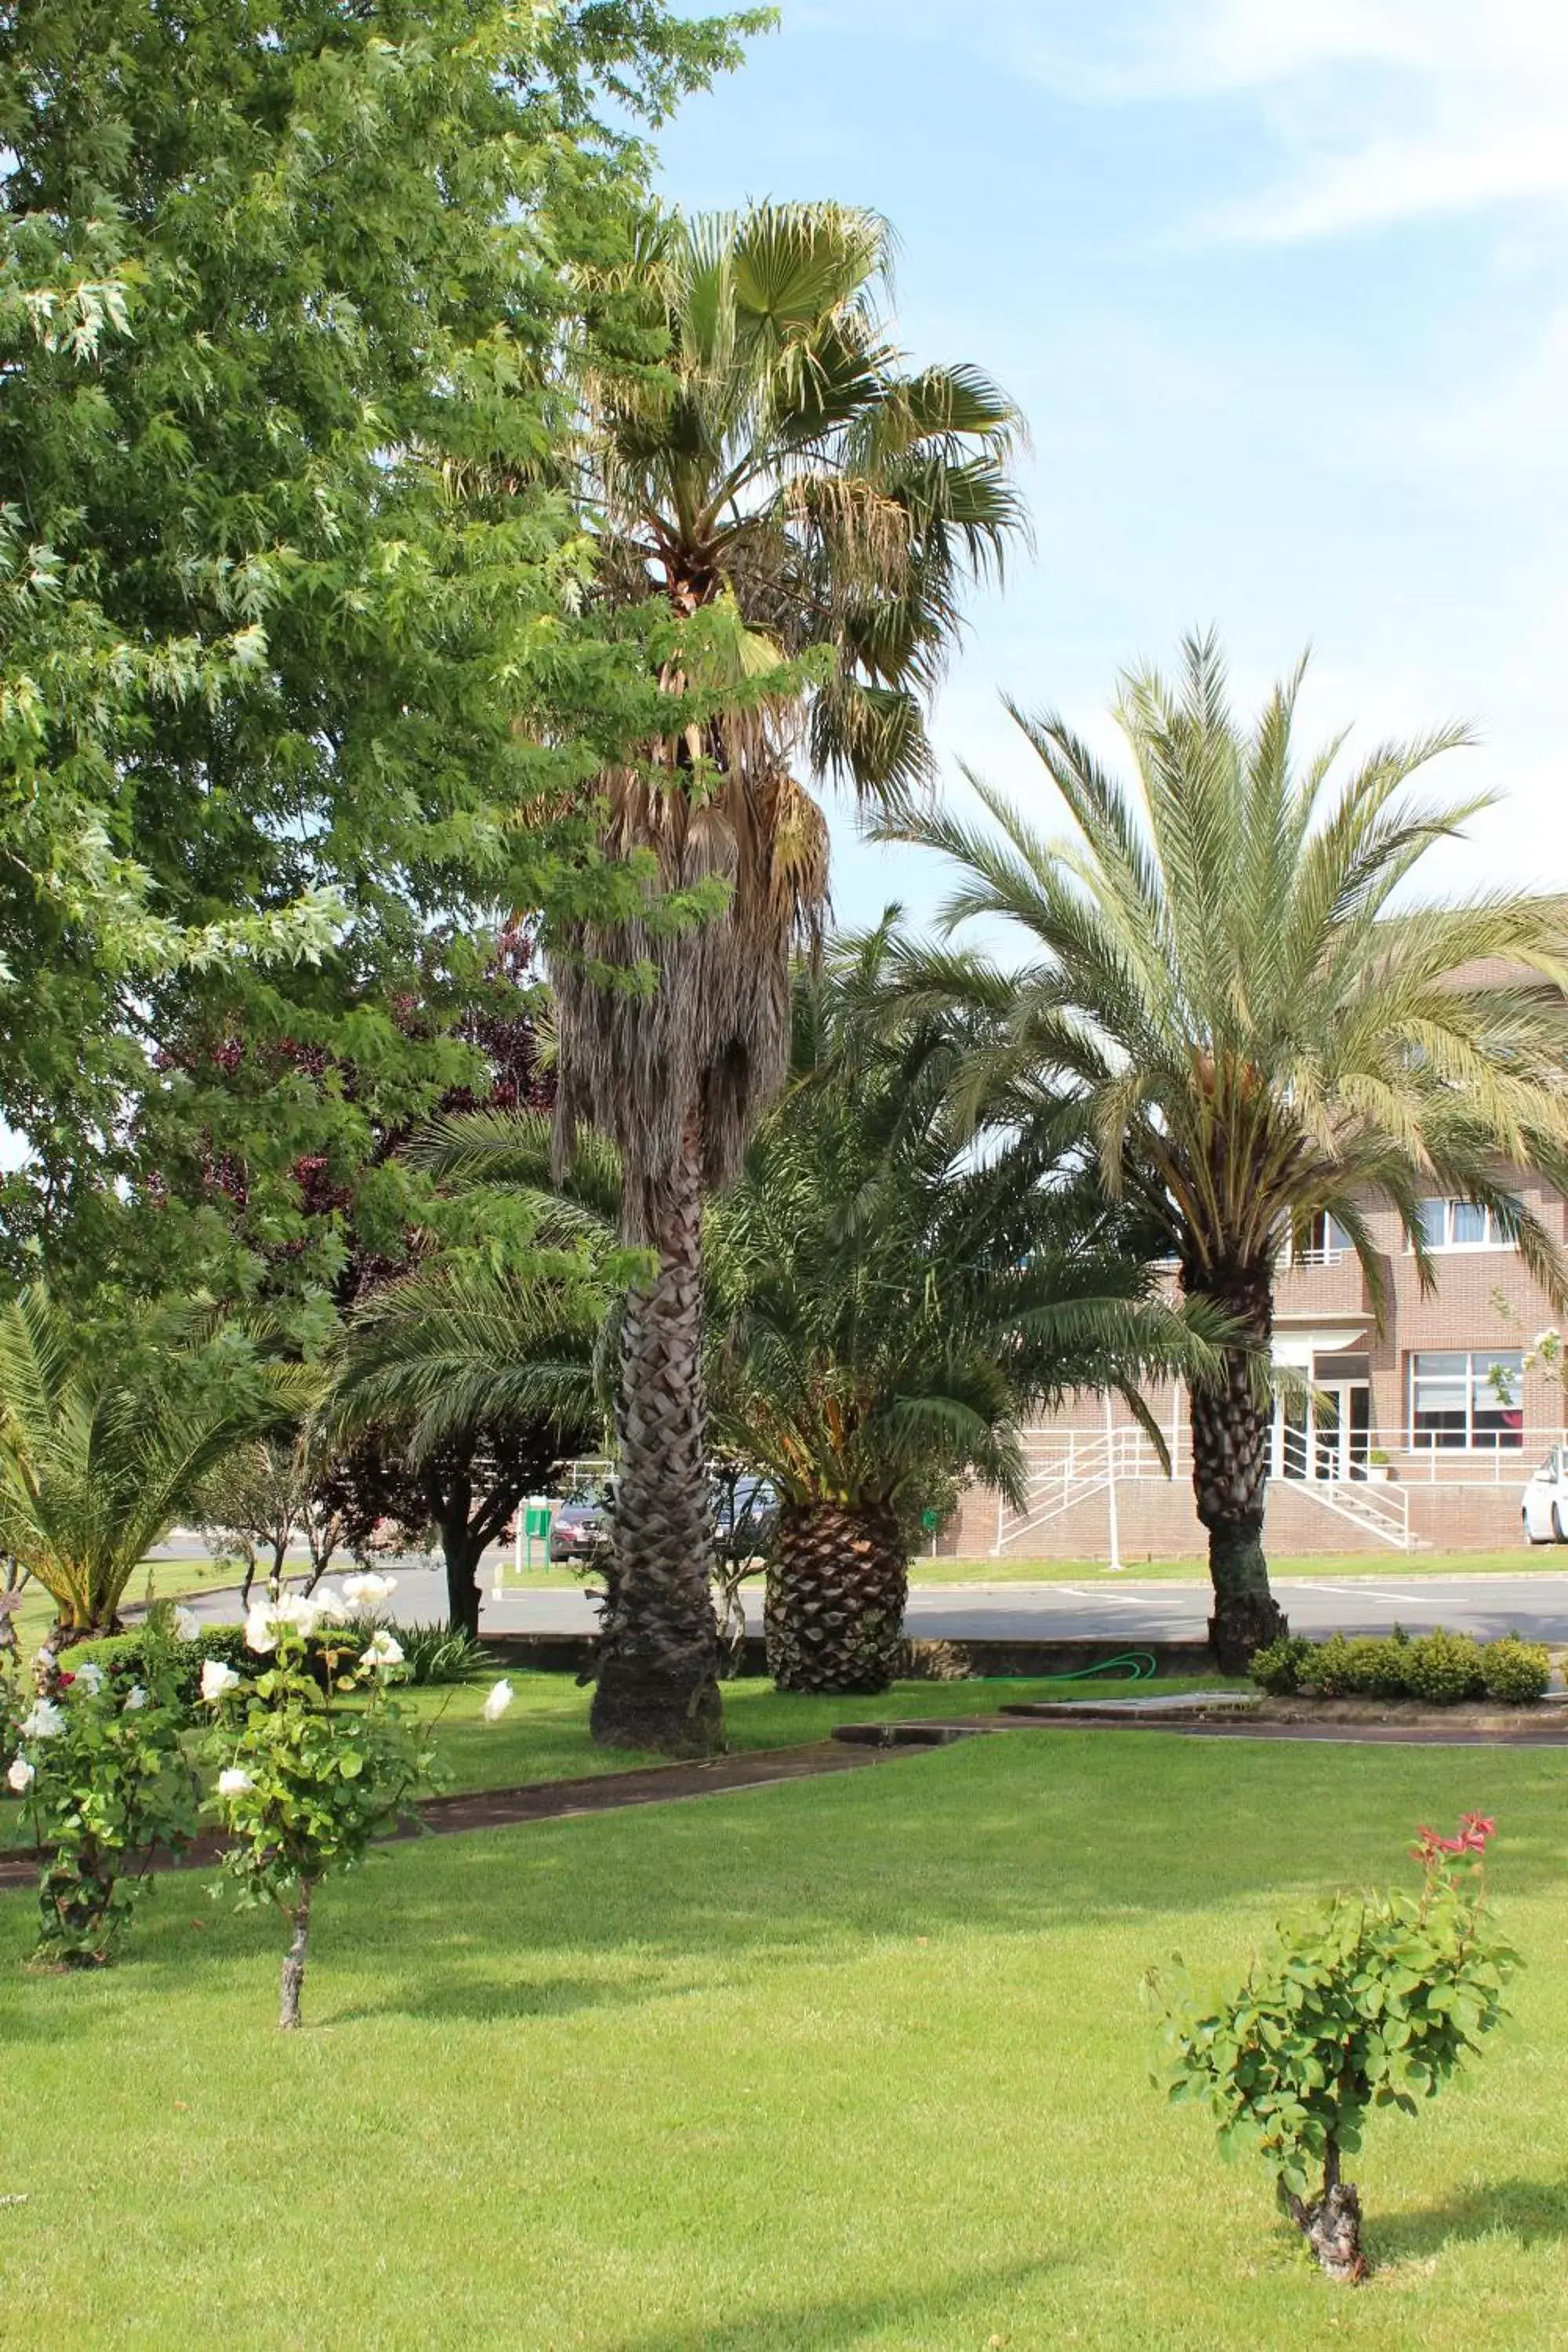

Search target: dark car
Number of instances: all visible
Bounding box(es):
[548,1486,613,1564]
[711,1475,779,1559]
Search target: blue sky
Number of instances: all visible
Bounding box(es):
[654,0,1568,932]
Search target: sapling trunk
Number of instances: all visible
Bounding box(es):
[278,1882,314,2031]
[1283,2141,1366,2283]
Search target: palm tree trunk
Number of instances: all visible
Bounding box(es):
[765,1499,907,1694]
[1185,1261,1287,1671]
[590,1112,724,1755]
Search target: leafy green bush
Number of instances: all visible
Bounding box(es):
[8,1621,199,1964]
[389,1622,489,1686]
[60,1622,254,1708]
[1248,1635,1317,1695]
[1148,1815,1516,2282]
[1296,1632,1359,1697]
[1481,1638,1552,1705]
[1341,1636,1411,1699]
[1402,1628,1486,1704]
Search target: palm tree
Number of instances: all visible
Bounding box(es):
[324,1258,607,1635]
[882,635,1568,1667]
[706,935,1218,1693]
[0,1288,309,1638]
[553,202,1023,1749]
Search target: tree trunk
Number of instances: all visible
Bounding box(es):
[439,1520,485,1641]
[765,1499,908,1694]
[278,1882,313,2031]
[1283,2144,1366,2282]
[1183,1259,1287,1672]
[591,1114,724,1756]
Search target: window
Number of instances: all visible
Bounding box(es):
[1410,1197,1519,1251]
[1409,1350,1524,1450]
[1290,1211,1353,1265]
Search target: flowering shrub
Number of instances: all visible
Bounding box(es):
[205,1583,443,2027]
[1147,1816,1516,2282]
[5,1613,200,1965]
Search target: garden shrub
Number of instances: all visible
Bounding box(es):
[389,1621,489,1686]
[1340,1636,1412,1699]
[1480,1638,1552,1705]
[205,1591,445,2027]
[1248,1635,1316,1695]
[6,1618,199,1964]
[1148,1814,1516,2282]
[1296,1633,1359,1697]
[1402,1628,1486,1704]
[60,1623,253,1707]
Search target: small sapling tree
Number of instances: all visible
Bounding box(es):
[205,1589,439,2027]
[1147,1816,1517,2281]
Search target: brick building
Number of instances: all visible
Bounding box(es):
[940,1168,1567,1563]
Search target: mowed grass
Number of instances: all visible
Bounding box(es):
[421,1668,1240,1795]
[909,1548,1548,1584]
[3,1732,1566,2349]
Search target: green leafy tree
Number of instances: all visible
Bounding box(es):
[554,201,1025,1750]
[0,0,759,1304]
[205,1593,441,2029]
[884,635,1568,1667]
[0,1287,311,1636]
[707,936,1217,1692]
[1149,1815,1516,2281]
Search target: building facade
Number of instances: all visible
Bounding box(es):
[941,1169,1567,1563]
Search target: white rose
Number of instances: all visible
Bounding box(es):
[74,1661,106,1695]
[310,1584,347,1624]
[216,1767,254,1798]
[342,1571,395,1610]
[172,1606,201,1643]
[482,1679,514,1726]
[6,1755,35,1793]
[361,1629,405,1671]
[244,1604,279,1655]
[200,1659,241,1703]
[20,1700,64,1741]
[123,1684,148,1712]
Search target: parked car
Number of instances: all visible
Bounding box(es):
[711,1475,779,1558]
[549,1486,613,1563]
[1522,1446,1568,1544]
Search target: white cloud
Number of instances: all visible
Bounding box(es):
[1018,0,1568,241]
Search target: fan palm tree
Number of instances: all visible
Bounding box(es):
[706,935,1220,1692]
[880,635,1568,1667]
[553,201,1024,1749]
[0,1288,310,1638]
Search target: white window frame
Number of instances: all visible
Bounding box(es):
[1407,1348,1526,1452]
[1408,1197,1519,1253]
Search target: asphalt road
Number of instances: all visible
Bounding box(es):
[172,1556,1568,1645]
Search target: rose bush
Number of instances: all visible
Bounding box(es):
[205,1586,443,2028]
[4,1612,199,1965]
[1146,1815,1516,2282]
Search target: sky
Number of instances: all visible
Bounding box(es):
[653,0,1568,934]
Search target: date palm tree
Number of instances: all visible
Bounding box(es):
[706,935,1219,1692]
[554,201,1023,1749]
[881,635,1568,1667]
[0,1288,310,1638]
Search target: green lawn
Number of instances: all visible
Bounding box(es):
[909,1548,1546,1584]
[2,1730,1564,2348]
[416,1667,1238,1795]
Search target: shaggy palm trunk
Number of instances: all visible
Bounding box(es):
[434,1480,484,1641]
[1184,1259,1287,1671]
[278,1882,313,2031]
[591,1116,724,1755]
[765,1499,908,1693]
